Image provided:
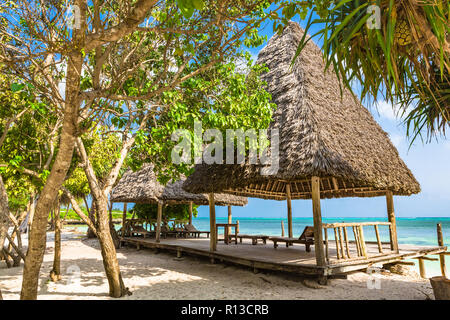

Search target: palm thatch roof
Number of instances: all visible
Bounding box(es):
[183,22,420,200]
[110,164,247,206]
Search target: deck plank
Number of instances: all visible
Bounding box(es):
[121,236,446,277]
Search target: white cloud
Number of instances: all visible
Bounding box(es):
[375,100,400,121]
[390,133,404,148]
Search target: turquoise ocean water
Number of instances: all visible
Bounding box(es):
[68,217,449,277]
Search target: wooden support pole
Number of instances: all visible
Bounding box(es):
[286,184,293,238]
[324,228,329,263]
[155,201,163,243]
[386,191,399,253]
[353,226,361,257]
[122,203,127,238]
[334,227,340,259]
[338,227,345,259]
[311,177,326,267]
[374,225,383,253]
[437,223,447,278]
[418,258,426,279]
[227,205,232,235]
[209,193,217,252]
[236,220,240,234]
[281,220,285,237]
[358,225,367,258]
[188,201,193,225]
[343,227,351,259]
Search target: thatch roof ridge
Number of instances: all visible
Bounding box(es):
[182,22,420,199]
[110,164,248,206]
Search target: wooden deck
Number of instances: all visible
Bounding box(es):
[121,236,447,277]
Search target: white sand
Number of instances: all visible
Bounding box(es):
[0,229,435,300]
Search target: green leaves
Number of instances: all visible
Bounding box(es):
[177,0,205,19]
[294,0,450,142]
[11,83,24,92]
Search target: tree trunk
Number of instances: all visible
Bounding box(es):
[50,201,61,282]
[95,197,130,297]
[84,195,97,238]
[49,209,55,231]
[20,43,83,299]
[0,176,11,254]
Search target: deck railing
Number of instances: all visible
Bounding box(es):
[322,222,393,264]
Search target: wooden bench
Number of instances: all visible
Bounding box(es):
[230,234,270,245]
[269,226,315,252]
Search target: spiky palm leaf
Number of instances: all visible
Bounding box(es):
[297,0,450,141]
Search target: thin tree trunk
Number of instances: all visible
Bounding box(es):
[20,28,84,298]
[62,187,98,236]
[96,197,130,297]
[0,176,11,254]
[85,196,97,238]
[108,201,120,249]
[50,200,61,282]
[49,209,55,231]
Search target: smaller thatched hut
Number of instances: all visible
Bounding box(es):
[111,164,247,242]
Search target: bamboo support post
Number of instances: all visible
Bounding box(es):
[121,203,127,237]
[358,225,368,258]
[418,258,426,279]
[286,184,293,238]
[209,193,217,252]
[374,225,383,253]
[227,206,232,235]
[324,228,329,263]
[311,177,326,267]
[352,226,361,257]
[338,227,345,259]
[343,227,351,259]
[386,191,399,253]
[437,223,447,278]
[281,220,285,237]
[155,202,163,243]
[334,227,340,260]
[188,201,193,225]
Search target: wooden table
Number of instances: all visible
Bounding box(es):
[216,223,238,245]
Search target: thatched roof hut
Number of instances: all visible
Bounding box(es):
[182,22,420,200]
[111,164,247,207]
[182,22,420,258]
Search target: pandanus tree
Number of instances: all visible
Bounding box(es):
[290,0,449,142]
[0,0,291,299]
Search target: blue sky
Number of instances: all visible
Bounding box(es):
[197,16,450,219]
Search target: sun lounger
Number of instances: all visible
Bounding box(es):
[130,224,155,239]
[160,224,180,239]
[229,234,270,245]
[184,224,210,238]
[269,226,315,252]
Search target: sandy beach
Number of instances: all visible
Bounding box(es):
[0,229,437,300]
